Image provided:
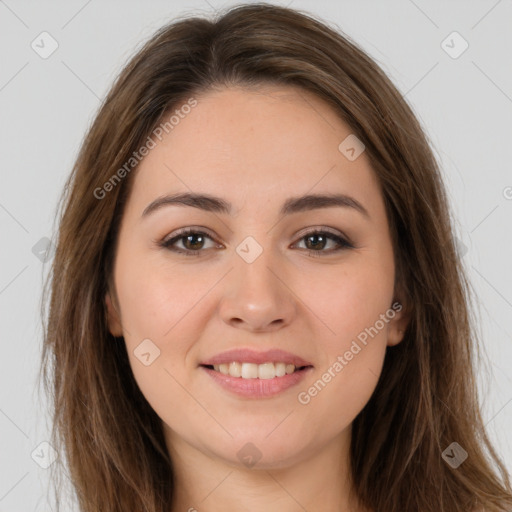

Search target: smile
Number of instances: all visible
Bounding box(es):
[200,363,313,398]
[205,361,309,379]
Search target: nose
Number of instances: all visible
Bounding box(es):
[218,241,297,333]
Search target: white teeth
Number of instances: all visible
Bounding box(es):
[229,361,242,377]
[275,362,286,377]
[211,361,301,379]
[241,363,259,379]
[258,362,275,380]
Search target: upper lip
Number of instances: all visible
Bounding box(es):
[200,348,313,367]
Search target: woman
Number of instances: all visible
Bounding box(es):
[40,3,512,511]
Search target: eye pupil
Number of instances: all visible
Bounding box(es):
[184,234,204,250]
[305,233,326,250]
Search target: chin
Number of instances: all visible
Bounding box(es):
[210,432,309,470]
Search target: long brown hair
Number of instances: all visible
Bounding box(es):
[40,3,512,511]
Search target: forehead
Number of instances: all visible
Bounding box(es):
[126,84,382,218]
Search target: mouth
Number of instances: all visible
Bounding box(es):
[199,362,314,399]
[199,348,314,398]
[199,362,313,379]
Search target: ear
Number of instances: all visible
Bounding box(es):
[105,292,123,338]
[386,298,411,347]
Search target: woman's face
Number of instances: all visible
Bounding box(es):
[106,85,408,469]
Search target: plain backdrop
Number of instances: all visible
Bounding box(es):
[0,0,511,510]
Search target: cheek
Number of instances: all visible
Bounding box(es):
[295,256,393,430]
[115,252,214,342]
[296,339,386,446]
[308,254,395,347]
[297,286,391,439]
[114,256,214,407]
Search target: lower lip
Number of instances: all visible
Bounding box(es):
[200,366,313,398]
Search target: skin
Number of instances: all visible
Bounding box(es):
[106,84,410,512]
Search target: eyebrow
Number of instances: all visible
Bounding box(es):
[141,192,370,219]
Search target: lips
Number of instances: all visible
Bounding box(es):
[200,348,313,368]
[201,364,312,398]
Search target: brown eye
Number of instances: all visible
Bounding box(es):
[304,233,329,250]
[180,233,206,251]
[159,228,353,257]
[294,230,353,255]
[161,229,218,255]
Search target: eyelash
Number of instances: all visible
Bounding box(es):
[158,227,354,257]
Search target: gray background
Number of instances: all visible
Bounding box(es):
[0,0,511,510]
